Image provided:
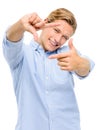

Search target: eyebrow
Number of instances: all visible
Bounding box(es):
[55,27,70,39]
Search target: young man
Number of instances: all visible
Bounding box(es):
[2,8,94,130]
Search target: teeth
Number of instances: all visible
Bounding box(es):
[52,42,57,46]
[50,40,58,46]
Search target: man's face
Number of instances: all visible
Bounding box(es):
[39,20,73,51]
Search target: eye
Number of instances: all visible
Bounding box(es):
[54,28,60,33]
[62,35,69,40]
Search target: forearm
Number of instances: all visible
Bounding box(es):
[75,57,90,77]
[6,20,24,42]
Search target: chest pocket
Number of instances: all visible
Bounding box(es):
[50,60,72,84]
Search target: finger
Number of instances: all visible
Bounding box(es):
[59,65,72,71]
[58,61,69,67]
[29,13,39,21]
[48,52,69,59]
[48,54,61,59]
[35,21,60,30]
[58,57,70,62]
[68,38,76,51]
[32,17,43,26]
[27,25,38,40]
[60,66,69,70]
[34,21,45,29]
[32,18,42,25]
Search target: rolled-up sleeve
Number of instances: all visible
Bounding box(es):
[73,56,95,79]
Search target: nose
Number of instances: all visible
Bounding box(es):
[55,34,62,43]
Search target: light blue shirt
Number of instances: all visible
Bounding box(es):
[3,35,95,130]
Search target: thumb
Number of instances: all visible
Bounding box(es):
[68,38,75,51]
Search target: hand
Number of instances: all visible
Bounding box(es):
[6,12,60,42]
[48,39,81,71]
[20,13,60,40]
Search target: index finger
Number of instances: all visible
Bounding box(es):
[34,20,60,30]
[48,53,69,59]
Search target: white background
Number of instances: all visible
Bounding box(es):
[0,0,99,130]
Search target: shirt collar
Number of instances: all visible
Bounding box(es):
[30,40,44,52]
[30,39,57,55]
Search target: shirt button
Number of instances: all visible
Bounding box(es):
[46,76,48,79]
[45,90,49,94]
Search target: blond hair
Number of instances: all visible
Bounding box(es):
[47,8,77,35]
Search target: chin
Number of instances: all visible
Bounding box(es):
[48,48,56,52]
[45,44,58,52]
